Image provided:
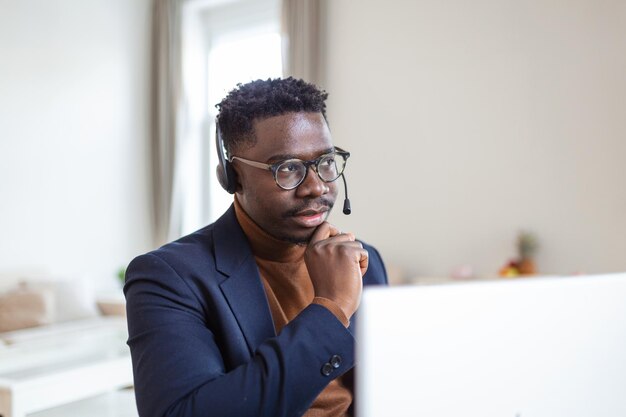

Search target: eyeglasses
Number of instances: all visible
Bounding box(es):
[230,147,350,190]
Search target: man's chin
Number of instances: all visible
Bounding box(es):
[277,230,315,246]
[268,224,318,246]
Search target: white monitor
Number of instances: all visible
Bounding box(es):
[356,273,626,417]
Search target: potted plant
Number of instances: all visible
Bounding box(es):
[517,231,539,275]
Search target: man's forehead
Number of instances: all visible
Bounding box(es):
[252,111,327,133]
[248,112,332,160]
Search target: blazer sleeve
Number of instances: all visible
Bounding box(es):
[362,244,388,287]
[125,253,356,417]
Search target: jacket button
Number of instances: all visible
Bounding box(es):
[321,363,333,376]
[330,355,342,369]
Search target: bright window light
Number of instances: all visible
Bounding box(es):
[208,32,282,111]
[207,31,282,222]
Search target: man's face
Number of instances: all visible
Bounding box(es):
[233,112,339,244]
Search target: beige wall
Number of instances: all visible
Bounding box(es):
[323,0,626,279]
[0,0,152,290]
[1,0,624,286]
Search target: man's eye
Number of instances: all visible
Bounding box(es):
[278,162,301,173]
[321,156,335,166]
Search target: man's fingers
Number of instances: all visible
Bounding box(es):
[310,223,356,246]
[309,222,337,245]
[330,232,356,243]
[357,248,369,277]
[327,224,341,238]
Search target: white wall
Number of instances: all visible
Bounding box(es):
[0,0,152,291]
[323,0,626,279]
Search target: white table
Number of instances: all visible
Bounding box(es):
[28,390,137,417]
[0,317,134,417]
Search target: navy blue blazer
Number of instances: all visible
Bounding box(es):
[124,205,388,417]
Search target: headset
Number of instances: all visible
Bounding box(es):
[215,123,237,194]
[215,121,351,214]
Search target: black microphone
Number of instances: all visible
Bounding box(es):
[341,173,351,215]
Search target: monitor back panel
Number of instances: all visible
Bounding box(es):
[356,273,626,417]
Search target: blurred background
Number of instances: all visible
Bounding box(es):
[1,0,625,415]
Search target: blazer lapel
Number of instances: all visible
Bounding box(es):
[214,206,276,355]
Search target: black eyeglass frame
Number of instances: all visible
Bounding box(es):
[229,147,351,190]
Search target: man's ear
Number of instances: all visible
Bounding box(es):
[232,164,244,194]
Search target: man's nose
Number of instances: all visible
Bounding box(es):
[295,165,327,197]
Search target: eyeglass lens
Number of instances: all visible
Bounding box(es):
[275,154,346,189]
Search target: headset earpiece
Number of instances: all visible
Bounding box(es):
[215,123,237,194]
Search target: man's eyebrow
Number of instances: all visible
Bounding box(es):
[266,154,297,163]
[266,148,335,163]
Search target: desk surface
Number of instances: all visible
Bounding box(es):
[29,390,137,417]
[0,317,133,417]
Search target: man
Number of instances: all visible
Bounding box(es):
[124,77,388,417]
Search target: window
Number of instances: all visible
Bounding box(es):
[180,0,282,235]
[206,10,282,222]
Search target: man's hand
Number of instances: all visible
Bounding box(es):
[305,222,369,320]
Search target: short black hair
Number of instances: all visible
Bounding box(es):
[215,77,329,154]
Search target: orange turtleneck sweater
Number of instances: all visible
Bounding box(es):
[234,198,352,417]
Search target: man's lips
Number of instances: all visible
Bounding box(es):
[284,199,333,218]
[292,208,329,228]
[295,207,328,217]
